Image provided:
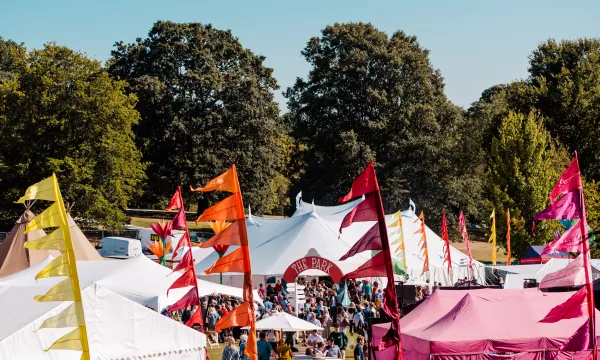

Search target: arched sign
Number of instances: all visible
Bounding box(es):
[282,256,344,283]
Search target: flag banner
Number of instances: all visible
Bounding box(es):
[45,327,83,352]
[172,229,191,260]
[541,220,585,255]
[390,211,407,268]
[459,211,473,268]
[190,166,237,193]
[204,247,250,274]
[338,161,379,203]
[170,249,194,274]
[550,157,582,204]
[215,301,252,332]
[440,210,452,273]
[561,319,591,352]
[34,278,75,302]
[16,176,56,203]
[489,210,496,265]
[506,209,511,266]
[168,287,199,312]
[342,251,387,279]
[35,253,70,279]
[171,207,187,230]
[200,221,241,249]
[39,302,79,329]
[534,190,581,226]
[339,223,381,260]
[339,193,378,233]
[185,308,204,327]
[24,228,66,251]
[196,194,243,222]
[25,202,61,233]
[166,187,183,211]
[414,212,429,275]
[540,286,588,323]
[167,267,196,295]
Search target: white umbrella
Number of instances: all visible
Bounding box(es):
[255,312,323,331]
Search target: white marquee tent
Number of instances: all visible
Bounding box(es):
[0,283,206,360]
[495,258,600,289]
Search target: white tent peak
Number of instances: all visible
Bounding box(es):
[295,191,303,209]
[305,248,321,258]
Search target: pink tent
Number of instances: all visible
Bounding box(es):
[372,289,600,360]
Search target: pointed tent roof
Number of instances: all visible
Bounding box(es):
[0,210,60,278]
[66,213,103,261]
[0,283,206,359]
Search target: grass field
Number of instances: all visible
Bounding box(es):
[452,240,508,263]
[130,216,210,230]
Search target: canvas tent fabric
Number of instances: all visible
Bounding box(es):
[254,312,323,331]
[497,258,600,289]
[66,213,103,261]
[0,283,206,360]
[372,288,600,360]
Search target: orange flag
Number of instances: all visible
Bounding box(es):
[200,221,242,248]
[196,194,243,222]
[204,247,250,274]
[190,167,238,193]
[414,212,429,276]
[215,300,252,331]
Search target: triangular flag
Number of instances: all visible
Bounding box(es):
[171,207,187,230]
[560,318,591,352]
[541,219,585,255]
[168,287,199,312]
[34,278,74,302]
[215,301,252,332]
[26,202,62,233]
[172,229,191,260]
[550,157,582,204]
[204,247,250,274]
[539,287,588,323]
[200,221,241,248]
[339,193,377,233]
[24,228,66,251]
[45,327,82,352]
[167,267,197,295]
[534,190,582,224]
[339,223,382,260]
[185,307,205,327]
[166,187,183,211]
[16,175,56,203]
[196,194,243,222]
[342,251,388,279]
[35,253,70,279]
[338,161,379,203]
[190,166,238,193]
[171,248,194,274]
[39,302,80,329]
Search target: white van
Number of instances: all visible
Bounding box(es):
[95,237,142,259]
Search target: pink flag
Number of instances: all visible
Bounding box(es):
[339,193,378,233]
[168,287,199,312]
[339,223,382,260]
[338,161,379,203]
[550,157,582,204]
[539,286,588,323]
[561,318,591,352]
[541,220,585,255]
[342,251,387,279]
[172,207,187,230]
[533,190,582,230]
[166,187,184,211]
[459,211,473,269]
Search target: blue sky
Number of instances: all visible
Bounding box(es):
[1,0,599,110]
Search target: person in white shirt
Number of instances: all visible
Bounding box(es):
[307,330,324,346]
[353,310,364,330]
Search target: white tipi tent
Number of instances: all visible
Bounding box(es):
[0,283,206,360]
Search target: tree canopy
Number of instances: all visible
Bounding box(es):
[0,41,145,228]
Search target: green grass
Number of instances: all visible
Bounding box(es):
[130,216,210,230]
[452,240,508,263]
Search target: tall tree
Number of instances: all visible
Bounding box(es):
[285,22,482,229]
[0,41,145,228]
[487,111,569,259]
[108,21,290,214]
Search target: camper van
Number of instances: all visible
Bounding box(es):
[96,237,142,258]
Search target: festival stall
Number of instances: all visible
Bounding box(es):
[254,312,323,331]
[0,283,206,359]
[372,288,600,360]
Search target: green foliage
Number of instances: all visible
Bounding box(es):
[285,22,483,231]
[487,111,570,259]
[108,21,290,215]
[0,41,145,228]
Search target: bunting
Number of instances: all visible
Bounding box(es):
[414,212,429,276]
[489,209,496,266]
[440,210,451,276]
[458,211,473,270]
[389,210,407,272]
[506,209,511,266]
[191,166,257,360]
[339,223,382,261]
[337,161,403,360]
[18,174,90,359]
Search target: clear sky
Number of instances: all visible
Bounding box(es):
[1,0,599,111]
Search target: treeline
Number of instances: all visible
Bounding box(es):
[1,21,600,258]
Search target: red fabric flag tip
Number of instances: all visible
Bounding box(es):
[172,207,187,230]
[342,251,387,280]
[166,187,184,211]
[541,220,585,255]
[459,211,474,269]
[339,193,378,233]
[170,248,194,274]
[204,247,250,274]
[172,229,191,260]
[533,190,582,233]
[539,286,588,323]
[339,223,382,261]
[168,287,199,312]
[196,194,243,222]
[213,245,230,255]
[338,161,379,204]
[200,221,242,249]
[215,301,253,332]
[550,157,582,205]
[167,267,197,296]
[185,307,205,328]
[190,166,238,194]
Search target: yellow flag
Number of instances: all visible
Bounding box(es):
[35,253,70,280]
[39,302,79,329]
[45,327,83,352]
[35,278,74,302]
[25,228,66,251]
[26,202,62,233]
[489,209,496,265]
[17,176,56,203]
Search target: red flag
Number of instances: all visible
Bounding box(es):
[204,247,250,274]
[338,161,379,203]
[459,211,473,269]
[215,301,253,332]
[339,193,378,233]
[167,187,184,211]
[342,251,388,279]
[550,157,582,204]
[440,210,452,274]
[172,229,191,260]
[172,207,187,230]
[196,194,244,222]
[167,267,196,295]
[169,287,199,312]
[339,223,382,260]
[540,287,588,323]
[171,248,194,274]
[185,307,204,327]
[541,220,585,255]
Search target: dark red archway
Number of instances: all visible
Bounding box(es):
[282,256,344,283]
